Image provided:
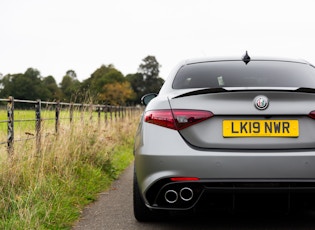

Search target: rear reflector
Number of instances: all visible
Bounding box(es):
[144,109,213,130]
[170,177,200,182]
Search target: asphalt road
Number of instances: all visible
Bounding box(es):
[73,163,315,230]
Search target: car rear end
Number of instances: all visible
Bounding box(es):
[134,57,315,220]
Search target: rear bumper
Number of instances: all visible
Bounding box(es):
[135,150,315,210]
[135,125,315,210]
[143,179,315,210]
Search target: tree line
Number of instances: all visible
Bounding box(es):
[0,55,164,105]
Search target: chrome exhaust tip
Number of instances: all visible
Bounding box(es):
[180,187,194,202]
[165,190,178,204]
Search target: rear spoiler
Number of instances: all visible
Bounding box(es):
[173,87,315,99]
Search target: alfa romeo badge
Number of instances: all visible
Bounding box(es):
[254,95,269,110]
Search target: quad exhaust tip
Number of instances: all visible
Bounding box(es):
[165,187,194,203]
[180,187,194,202]
[165,190,178,204]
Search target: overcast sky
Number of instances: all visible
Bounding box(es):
[1,0,315,83]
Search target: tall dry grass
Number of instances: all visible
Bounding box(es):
[0,110,140,229]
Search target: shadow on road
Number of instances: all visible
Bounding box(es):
[135,210,315,230]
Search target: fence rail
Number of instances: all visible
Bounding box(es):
[1,96,141,156]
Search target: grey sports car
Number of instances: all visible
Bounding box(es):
[133,53,315,221]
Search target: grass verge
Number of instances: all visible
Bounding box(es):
[0,113,139,229]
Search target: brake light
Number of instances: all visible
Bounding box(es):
[144,109,213,130]
[309,111,315,119]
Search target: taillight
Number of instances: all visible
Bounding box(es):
[309,111,315,119]
[144,109,213,130]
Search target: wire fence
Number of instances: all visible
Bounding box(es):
[1,96,141,156]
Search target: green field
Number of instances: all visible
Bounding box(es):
[0,108,122,151]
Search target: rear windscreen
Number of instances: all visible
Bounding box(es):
[172,61,315,89]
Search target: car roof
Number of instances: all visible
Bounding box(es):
[182,56,310,66]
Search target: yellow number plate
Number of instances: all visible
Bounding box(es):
[223,120,299,137]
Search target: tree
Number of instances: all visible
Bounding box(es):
[126,73,145,104]
[99,81,135,105]
[66,70,77,80]
[59,70,81,102]
[42,76,62,100]
[81,64,127,103]
[0,68,40,100]
[126,56,165,104]
[0,74,20,98]
[139,56,160,79]
[138,55,164,94]
[0,68,62,104]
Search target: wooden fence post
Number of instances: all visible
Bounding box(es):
[109,106,113,121]
[35,99,41,153]
[89,103,93,121]
[97,105,101,127]
[70,103,73,123]
[55,101,60,133]
[7,96,14,156]
[104,105,108,125]
[114,106,117,120]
